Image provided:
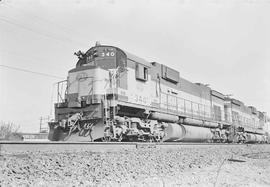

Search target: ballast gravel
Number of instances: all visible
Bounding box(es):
[1,144,270,186]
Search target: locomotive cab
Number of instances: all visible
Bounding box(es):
[64,44,129,108]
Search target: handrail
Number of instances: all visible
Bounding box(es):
[159,92,213,121]
[57,80,67,103]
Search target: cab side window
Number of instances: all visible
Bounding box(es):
[136,63,148,81]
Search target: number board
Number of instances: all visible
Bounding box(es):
[86,47,116,64]
[100,50,115,57]
[99,47,116,58]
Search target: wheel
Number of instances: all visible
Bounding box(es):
[102,136,112,142]
[116,133,123,142]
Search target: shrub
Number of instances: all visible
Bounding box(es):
[0,121,22,141]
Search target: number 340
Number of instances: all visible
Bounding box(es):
[101,52,115,57]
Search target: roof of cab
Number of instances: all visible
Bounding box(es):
[86,45,151,67]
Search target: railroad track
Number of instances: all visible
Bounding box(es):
[0,141,253,155]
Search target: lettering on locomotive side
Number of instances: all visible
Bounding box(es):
[129,93,151,105]
[134,94,148,104]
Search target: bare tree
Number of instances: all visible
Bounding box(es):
[0,121,22,140]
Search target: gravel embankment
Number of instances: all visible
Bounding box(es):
[1,144,270,186]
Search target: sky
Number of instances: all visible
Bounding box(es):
[0,0,270,132]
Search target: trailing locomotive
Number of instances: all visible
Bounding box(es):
[48,42,270,143]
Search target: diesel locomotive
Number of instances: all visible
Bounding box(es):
[48,42,270,143]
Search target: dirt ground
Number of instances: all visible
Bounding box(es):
[0,144,270,186]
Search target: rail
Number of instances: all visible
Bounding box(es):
[0,141,251,155]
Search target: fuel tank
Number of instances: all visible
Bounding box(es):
[179,125,213,142]
[246,134,256,143]
[245,133,265,143]
[163,123,213,142]
[255,134,264,143]
[163,123,185,141]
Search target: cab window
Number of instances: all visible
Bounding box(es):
[136,63,148,81]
